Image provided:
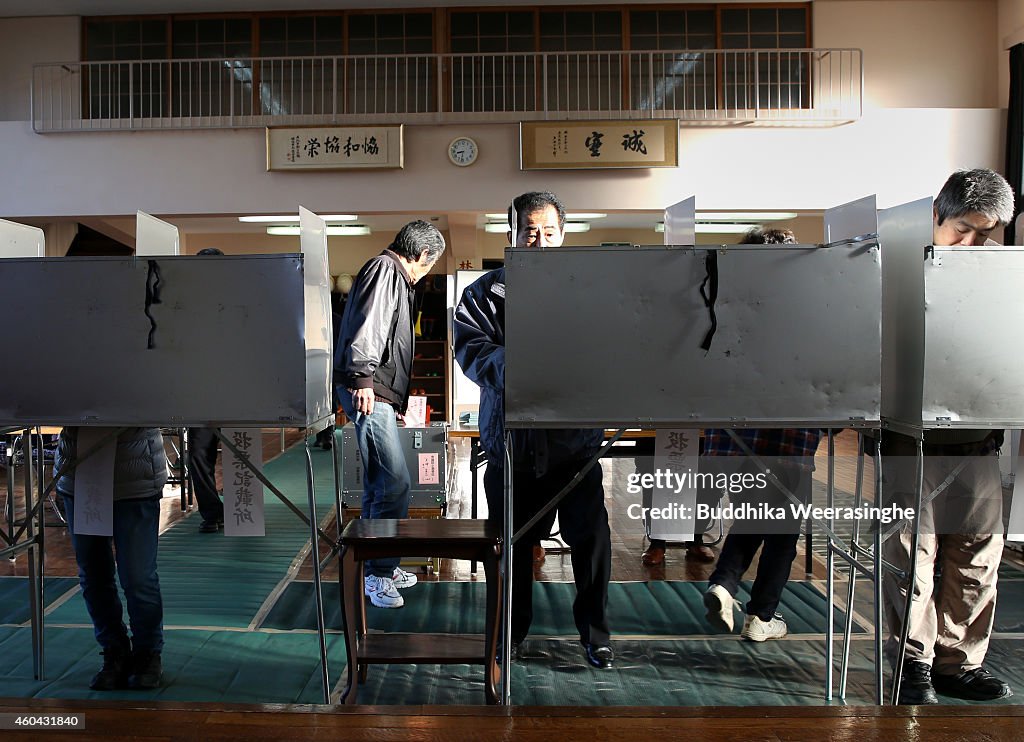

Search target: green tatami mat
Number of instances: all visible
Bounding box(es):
[47,443,339,629]
[0,577,78,625]
[261,579,865,636]
[350,637,1024,707]
[0,626,344,705]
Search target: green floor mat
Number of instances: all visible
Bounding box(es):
[0,577,78,625]
[47,443,339,629]
[349,637,1024,706]
[261,579,865,635]
[1000,559,1024,580]
[0,626,344,705]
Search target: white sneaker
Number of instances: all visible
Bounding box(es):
[392,567,418,589]
[741,613,788,642]
[703,584,735,633]
[364,575,404,608]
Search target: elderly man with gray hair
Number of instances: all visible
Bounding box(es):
[885,168,1016,705]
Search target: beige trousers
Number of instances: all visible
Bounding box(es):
[880,434,1003,674]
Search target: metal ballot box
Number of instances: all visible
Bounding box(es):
[879,198,1024,433]
[340,422,448,509]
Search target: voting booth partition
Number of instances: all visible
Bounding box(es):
[499,199,884,704]
[0,208,340,703]
[871,196,1024,704]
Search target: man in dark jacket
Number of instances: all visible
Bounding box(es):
[453,191,613,669]
[335,220,445,609]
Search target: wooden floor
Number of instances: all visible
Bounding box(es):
[1,698,1022,742]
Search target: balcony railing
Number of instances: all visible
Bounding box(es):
[32,49,862,132]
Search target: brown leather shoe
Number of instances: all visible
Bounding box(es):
[685,541,716,562]
[533,545,546,563]
[641,544,666,566]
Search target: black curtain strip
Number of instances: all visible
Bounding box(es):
[1006,43,1024,246]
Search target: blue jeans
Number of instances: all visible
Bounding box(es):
[62,494,164,654]
[339,393,412,578]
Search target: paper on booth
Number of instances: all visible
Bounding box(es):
[649,429,699,541]
[73,428,117,537]
[222,428,266,537]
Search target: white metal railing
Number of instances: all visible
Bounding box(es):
[31,49,862,132]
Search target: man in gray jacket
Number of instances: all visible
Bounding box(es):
[335,220,445,608]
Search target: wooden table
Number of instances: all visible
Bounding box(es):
[338,517,503,705]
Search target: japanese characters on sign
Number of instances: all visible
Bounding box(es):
[520,119,678,170]
[650,429,699,541]
[267,126,404,171]
[223,427,266,537]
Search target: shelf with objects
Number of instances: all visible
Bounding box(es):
[412,272,450,422]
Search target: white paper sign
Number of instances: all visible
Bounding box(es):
[418,452,440,485]
[405,396,427,428]
[222,428,265,537]
[649,429,699,541]
[73,428,117,537]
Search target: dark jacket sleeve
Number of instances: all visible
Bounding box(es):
[453,270,505,391]
[336,259,394,390]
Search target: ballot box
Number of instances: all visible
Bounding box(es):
[340,422,448,509]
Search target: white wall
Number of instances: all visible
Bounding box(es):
[0,17,79,121]
[814,0,1000,109]
[0,109,1004,217]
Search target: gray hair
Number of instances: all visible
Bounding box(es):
[935,168,1014,227]
[389,220,446,263]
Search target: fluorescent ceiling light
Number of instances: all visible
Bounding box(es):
[695,212,797,222]
[485,212,606,220]
[267,225,370,236]
[242,214,358,223]
[484,222,590,233]
[695,223,757,234]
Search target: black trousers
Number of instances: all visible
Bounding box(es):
[484,460,611,645]
[187,427,224,523]
[707,459,810,621]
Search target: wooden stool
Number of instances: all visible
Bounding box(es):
[338,518,502,704]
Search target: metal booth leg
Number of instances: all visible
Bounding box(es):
[839,435,866,700]
[303,435,331,704]
[890,437,924,706]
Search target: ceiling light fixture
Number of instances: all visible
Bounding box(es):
[242,214,358,223]
[694,223,758,234]
[484,212,606,221]
[695,212,797,222]
[267,225,371,236]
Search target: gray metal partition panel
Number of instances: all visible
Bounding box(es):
[824,195,877,244]
[300,208,333,432]
[921,248,1024,427]
[0,254,330,427]
[878,198,931,435]
[505,245,881,428]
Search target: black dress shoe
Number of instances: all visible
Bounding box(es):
[198,518,223,533]
[896,660,938,705]
[932,666,1012,701]
[583,643,614,669]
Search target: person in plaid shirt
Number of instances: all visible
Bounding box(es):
[702,227,824,642]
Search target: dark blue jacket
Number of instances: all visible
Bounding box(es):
[453,267,602,475]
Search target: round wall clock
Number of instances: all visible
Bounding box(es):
[448,136,479,167]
